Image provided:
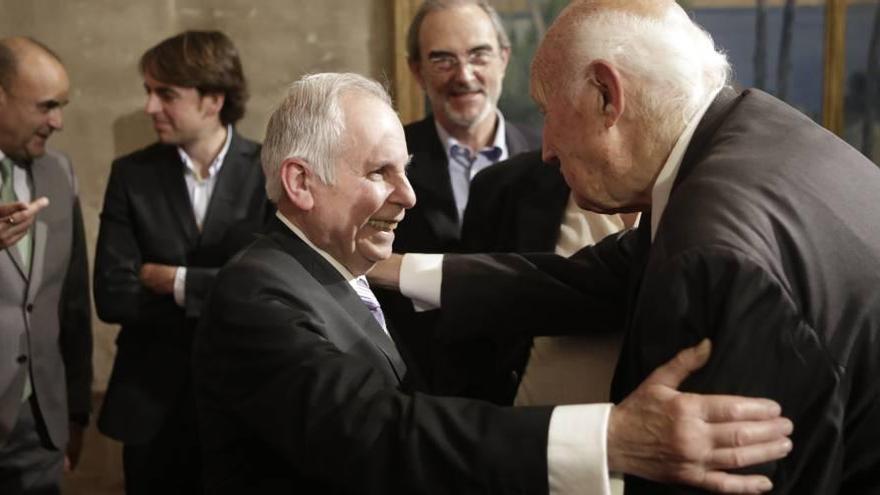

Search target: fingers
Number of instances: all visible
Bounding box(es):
[691,393,783,422]
[2,197,49,227]
[707,437,792,470]
[698,471,774,494]
[710,417,793,449]
[643,338,712,389]
[0,201,27,217]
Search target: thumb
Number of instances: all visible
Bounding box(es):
[643,338,711,389]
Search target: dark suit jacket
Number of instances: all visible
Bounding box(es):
[0,149,92,449]
[441,89,880,493]
[378,116,541,393]
[394,115,541,254]
[432,151,569,404]
[95,131,272,444]
[193,217,551,494]
[461,150,569,254]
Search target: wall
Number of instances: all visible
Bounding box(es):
[1,0,394,390]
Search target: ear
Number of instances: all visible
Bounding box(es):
[408,58,428,91]
[587,60,625,128]
[280,157,315,210]
[201,92,226,118]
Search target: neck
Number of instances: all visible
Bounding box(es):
[441,112,498,152]
[181,124,228,177]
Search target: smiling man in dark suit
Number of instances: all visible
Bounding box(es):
[94,30,270,494]
[380,0,542,394]
[194,72,793,495]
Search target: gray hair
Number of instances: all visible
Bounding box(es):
[566,8,730,145]
[406,0,511,61]
[261,73,392,203]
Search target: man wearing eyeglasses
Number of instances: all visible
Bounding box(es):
[377,0,541,395]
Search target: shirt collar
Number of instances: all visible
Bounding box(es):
[177,124,234,181]
[275,211,356,282]
[435,109,508,162]
[649,87,723,242]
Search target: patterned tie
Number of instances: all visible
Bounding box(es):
[353,276,388,333]
[0,157,31,268]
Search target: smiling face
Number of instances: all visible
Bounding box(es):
[142,72,222,146]
[0,50,69,162]
[308,92,416,276]
[410,4,509,134]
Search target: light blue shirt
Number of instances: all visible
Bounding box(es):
[434,111,509,222]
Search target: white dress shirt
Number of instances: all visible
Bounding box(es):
[172,125,233,306]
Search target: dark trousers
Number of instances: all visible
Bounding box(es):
[122,390,202,495]
[0,397,64,495]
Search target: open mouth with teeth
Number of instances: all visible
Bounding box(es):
[367,219,399,232]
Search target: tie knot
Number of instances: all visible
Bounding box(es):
[353,276,380,310]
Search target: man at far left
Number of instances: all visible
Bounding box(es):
[0,37,93,494]
[94,30,271,495]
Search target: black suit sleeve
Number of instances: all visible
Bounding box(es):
[439,229,635,341]
[59,197,93,419]
[94,160,150,325]
[197,262,552,494]
[620,246,847,493]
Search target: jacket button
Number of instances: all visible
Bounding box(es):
[26,303,34,313]
[17,355,27,364]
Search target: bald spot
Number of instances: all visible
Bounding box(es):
[0,36,65,90]
[530,0,687,103]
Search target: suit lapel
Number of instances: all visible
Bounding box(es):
[157,146,199,245]
[267,218,408,382]
[406,118,459,226]
[200,131,250,245]
[610,89,743,401]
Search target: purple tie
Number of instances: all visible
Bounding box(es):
[354,276,387,332]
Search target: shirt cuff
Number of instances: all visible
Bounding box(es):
[547,403,612,495]
[173,267,186,307]
[399,253,443,311]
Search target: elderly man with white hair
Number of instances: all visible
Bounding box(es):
[193,71,794,494]
[372,0,880,493]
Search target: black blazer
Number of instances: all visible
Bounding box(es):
[394,115,541,254]
[94,131,272,444]
[460,150,569,253]
[193,217,552,494]
[441,89,880,493]
[378,116,541,393]
[431,151,570,404]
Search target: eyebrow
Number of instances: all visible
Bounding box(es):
[39,98,68,110]
[427,44,494,58]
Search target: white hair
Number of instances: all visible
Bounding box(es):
[261,72,392,203]
[567,7,731,144]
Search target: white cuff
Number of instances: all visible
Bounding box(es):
[173,267,186,307]
[399,253,443,312]
[547,403,612,495]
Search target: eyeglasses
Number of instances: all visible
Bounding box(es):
[426,48,497,75]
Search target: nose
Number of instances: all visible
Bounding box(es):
[48,107,63,131]
[144,92,161,115]
[391,173,417,209]
[451,60,477,84]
